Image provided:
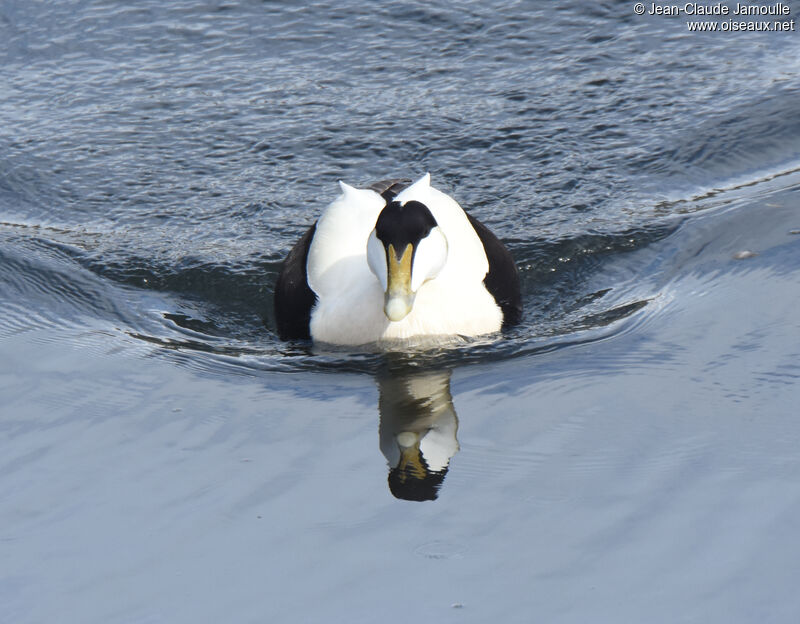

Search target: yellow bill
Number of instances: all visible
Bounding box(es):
[384,243,415,322]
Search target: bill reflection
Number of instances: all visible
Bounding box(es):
[377,370,459,502]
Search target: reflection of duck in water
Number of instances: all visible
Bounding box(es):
[378,370,459,501]
[274,174,521,345]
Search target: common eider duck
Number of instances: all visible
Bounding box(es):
[274,173,521,345]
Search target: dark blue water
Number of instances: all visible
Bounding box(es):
[2,2,800,622]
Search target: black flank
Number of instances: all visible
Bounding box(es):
[466,213,523,328]
[274,222,317,340]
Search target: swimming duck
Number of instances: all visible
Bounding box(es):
[274,173,521,345]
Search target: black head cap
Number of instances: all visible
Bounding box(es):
[388,465,449,502]
[374,200,437,251]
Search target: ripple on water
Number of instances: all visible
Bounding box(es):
[2,0,800,380]
[0,209,682,378]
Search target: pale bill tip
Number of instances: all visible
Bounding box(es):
[396,431,418,448]
[385,297,412,322]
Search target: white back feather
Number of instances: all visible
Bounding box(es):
[307,182,385,297]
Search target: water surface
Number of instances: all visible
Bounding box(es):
[2,1,800,622]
